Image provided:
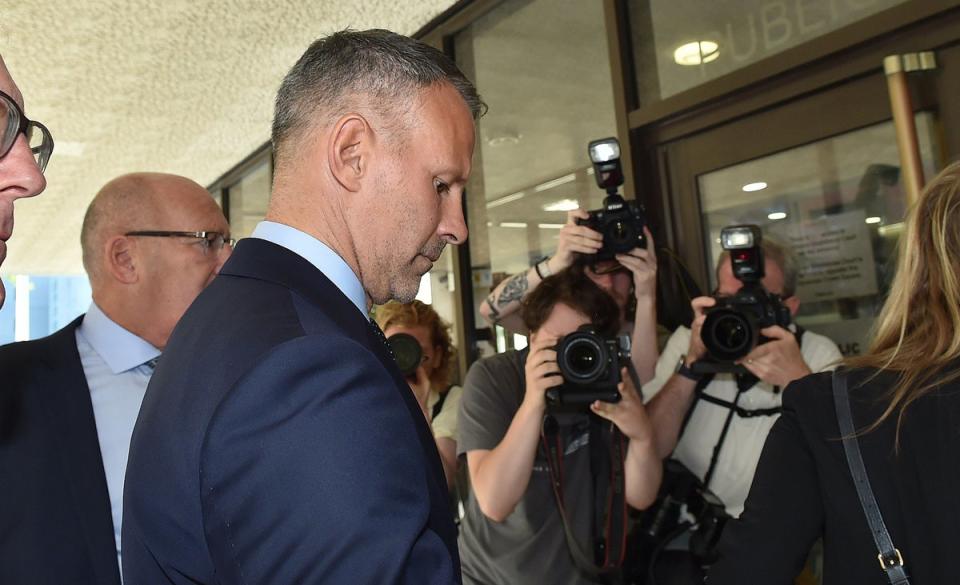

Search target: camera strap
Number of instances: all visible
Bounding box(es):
[541,414,628,583]
[684,327,807,488]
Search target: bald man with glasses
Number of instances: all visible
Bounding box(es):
[0,173,231,585]
[0,54,53,308]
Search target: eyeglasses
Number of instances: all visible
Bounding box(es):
[1,90,54,173]
[125,231,236,254]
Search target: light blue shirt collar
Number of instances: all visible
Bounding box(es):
[76,302,161,375]
[251,220,368,316]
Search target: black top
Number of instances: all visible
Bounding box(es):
[708,368,960,585]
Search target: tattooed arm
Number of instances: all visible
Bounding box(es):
[479,209,603,334]
[478,268,537,334]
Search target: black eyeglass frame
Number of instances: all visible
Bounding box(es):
[0,89,54,173]
[124,230,236,253]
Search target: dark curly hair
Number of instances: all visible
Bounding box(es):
[521,267,620,338]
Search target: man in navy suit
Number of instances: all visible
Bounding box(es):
[123,29,483,584]
[0,173,231,585]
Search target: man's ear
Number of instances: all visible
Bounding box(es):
[105,235,139,285]
[328,115,371,193]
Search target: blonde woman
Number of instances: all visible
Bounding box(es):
[377,300,462,489]
[709,161,960,585]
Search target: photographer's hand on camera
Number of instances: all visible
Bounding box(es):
[614,226,657,301]
[686,296,717,366]
[590,367,662,508]
[738,325,812,389]
[523,332,562,413]
[547,209,604,273]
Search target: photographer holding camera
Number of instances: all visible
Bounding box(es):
[479,138,659,391]
[376,300,462,489]
[458,268,662,585]
[644,228,842,523]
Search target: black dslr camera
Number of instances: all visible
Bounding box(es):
[387,333,422,377]
[548,325,628,407]
[577,138,647,262]
[695,225,791,374]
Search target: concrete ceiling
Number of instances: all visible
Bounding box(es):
[0,0,459,276]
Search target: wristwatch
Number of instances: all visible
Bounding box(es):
[675,355,703,382]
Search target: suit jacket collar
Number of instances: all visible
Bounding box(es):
[221,237,371,323]
[35,317,123,585]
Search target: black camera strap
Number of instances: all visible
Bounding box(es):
[684,328,806,490]
[541,414,628,583]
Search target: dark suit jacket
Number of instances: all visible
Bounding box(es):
[0,316,123,585]
[708,368,960,584]
[123,238,459,584]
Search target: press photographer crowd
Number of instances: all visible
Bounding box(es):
[2,27,960,585]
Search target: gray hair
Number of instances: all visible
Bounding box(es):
[717,233,799,298]
[272,29,485,166]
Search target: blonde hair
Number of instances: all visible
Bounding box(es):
[375,300,455,391]
[846,160,960,440]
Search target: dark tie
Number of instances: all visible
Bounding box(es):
[142,357,159,373]
[369,318,396,360]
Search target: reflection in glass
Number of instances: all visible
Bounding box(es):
[226,158,271,240]
[629,0,909,102]
[456,0,619,354]
[697,113,940,356]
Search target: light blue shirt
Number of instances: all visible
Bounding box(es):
[75,302,160,574]
[251,220,368,316]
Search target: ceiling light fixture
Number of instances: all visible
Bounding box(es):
[865,216,882,224]
[542,199,580,212]
[767,212,787,220]
[499,222,528,229]
[674,41,720,66]
[486,191,525,208]
[537,223,564,229]
[486,132,522,147]
[742,181,768,192]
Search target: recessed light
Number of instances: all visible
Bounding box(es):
[534,173,577,192]
[486,192,525,208]
[768,212,787,220]
[537,223,564,229]
[486,133,522,147]
[865,216,882,224]
[674,41,720,66]
[499,222,528,229]
[542,199,580,212]
[742,182,768,192]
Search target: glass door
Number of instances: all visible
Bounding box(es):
[657,49,957,356]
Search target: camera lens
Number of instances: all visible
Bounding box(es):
[702,308,757,361]
[559,336,606,383]
[387,333,422,377]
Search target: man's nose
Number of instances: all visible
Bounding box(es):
[0,135,47,201]
[439,196,467,245]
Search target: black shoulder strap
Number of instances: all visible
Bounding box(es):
[832,370,910,585]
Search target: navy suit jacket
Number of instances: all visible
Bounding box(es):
[122,238,460,584]
[0,317,123,585]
